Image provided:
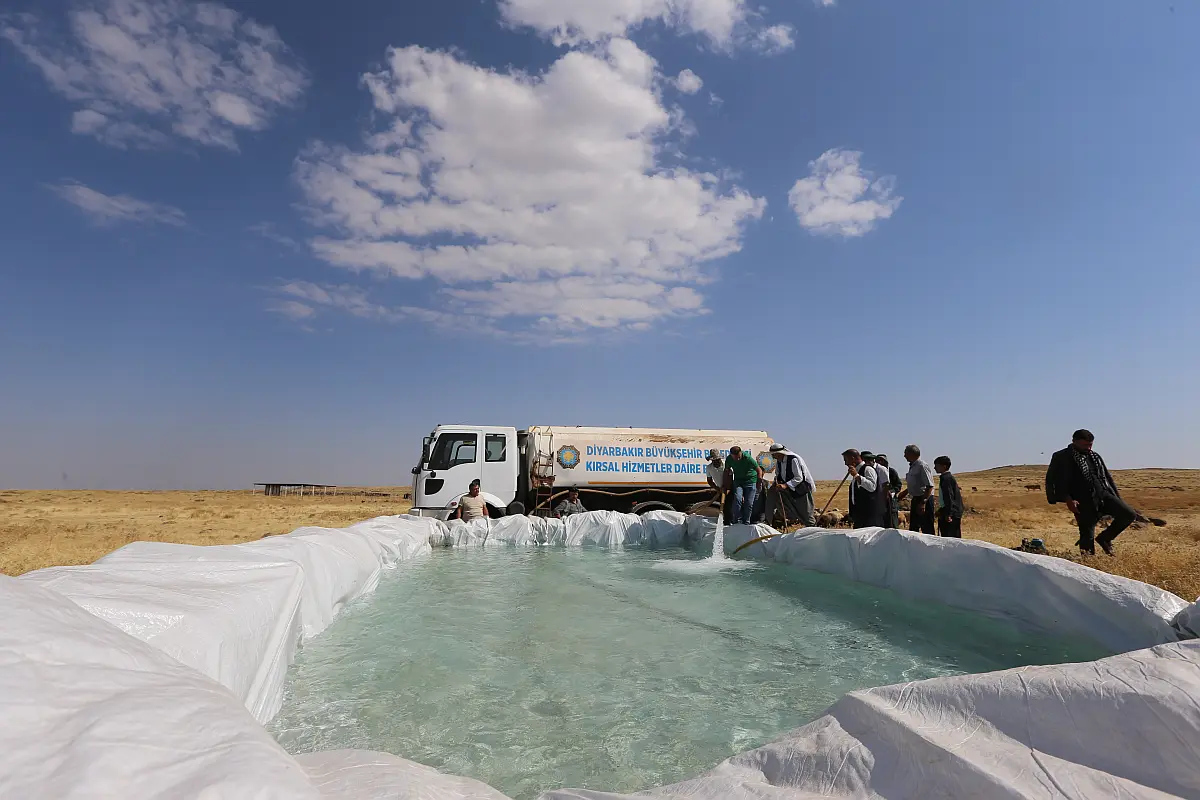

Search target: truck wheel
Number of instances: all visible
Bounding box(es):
[487,504,506,519]
[505,501,526,516]
[631,501,675,515]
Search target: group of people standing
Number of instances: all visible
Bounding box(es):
[700,429,1136,557]
[841,445,964,537]
[704,443,964,538]
[705,444,819,527]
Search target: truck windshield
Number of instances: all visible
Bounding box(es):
[428,433,478,471]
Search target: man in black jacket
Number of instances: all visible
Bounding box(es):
[876,454,903,528]
[1045,429,1135,556]
[933,456,964,538]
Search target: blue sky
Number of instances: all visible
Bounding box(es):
[2,0,1197,489]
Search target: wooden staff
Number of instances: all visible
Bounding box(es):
[820,472,851,516]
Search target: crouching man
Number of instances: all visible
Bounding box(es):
[554,488,586,518]
[454,479,489,521]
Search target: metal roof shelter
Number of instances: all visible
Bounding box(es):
[254,483,337,496]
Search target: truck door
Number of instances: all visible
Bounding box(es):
[421,430,482,510]
[480,430,517,506]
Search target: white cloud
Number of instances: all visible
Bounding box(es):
[249,222,302,251]
[268,299,317,321]
[497,0,790,53]
[276,281,390,320]
[1,0,307,150]
[294,39,764,336]
[673,68,703,94]
[751,24,795,55]
[788,148,902,237]
[50,180,185,225]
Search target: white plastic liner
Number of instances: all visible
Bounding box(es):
[296,751,512,799]
[688,519,1189,654]
[542,639,1200,800]
[1174,599,1200,640]
[438,510,687,549]
[6,511,1198,800]
[0,577,322,799]
[22,514,436,723]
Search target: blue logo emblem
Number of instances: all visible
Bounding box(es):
[757,451,776,473]
[557,445,581,470]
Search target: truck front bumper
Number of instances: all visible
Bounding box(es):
[409,507,454,522]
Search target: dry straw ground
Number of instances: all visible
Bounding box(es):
[813,466,1200,600]
[0,489,412,577]
[2,467,1198,599]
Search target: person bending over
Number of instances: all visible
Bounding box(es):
[726,446,763,525]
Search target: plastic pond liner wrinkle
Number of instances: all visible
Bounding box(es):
[4,511,1199,799]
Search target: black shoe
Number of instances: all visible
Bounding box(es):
[1097,536,1115,556]
[1080,545,1096,556]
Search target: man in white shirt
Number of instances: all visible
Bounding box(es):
[768,444,816,526]
[454,479,489,522]
[897,444,936,535]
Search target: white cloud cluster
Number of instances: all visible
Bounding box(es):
[1,0,307,149]
[788,148,902,237]
[294,39,764,336]
[751,24,795,55]
[270,281,384,322]
[50,180,185,225]
[498,0,794,53]
[673,68,703,94]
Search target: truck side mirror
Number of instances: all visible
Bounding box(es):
[411,466,421,475]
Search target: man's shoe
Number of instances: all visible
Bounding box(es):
[1097,536,1115,556]
[1080,545,1096,556]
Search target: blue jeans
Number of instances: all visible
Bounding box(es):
[731,483,758,525]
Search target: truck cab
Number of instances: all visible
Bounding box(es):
[411,425,519,520]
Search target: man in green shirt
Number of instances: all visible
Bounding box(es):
[726,446,763,525]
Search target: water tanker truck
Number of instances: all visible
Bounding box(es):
[410,425,777,519]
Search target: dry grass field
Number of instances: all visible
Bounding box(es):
[0,489,412,577]
[813,466,1200,600]
[2,467,1198,600]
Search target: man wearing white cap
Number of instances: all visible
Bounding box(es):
[768,444,816,527]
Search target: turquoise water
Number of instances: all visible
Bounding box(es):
[269,549,1109,799]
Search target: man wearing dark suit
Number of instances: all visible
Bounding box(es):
[933,456,964,538]
[842,449,884,528]
[862,452,894,529]
[876,454,904,528]
[1045,429,1135,556]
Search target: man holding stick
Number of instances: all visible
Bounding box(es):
[842,449,884,528]
[768,444,816,527]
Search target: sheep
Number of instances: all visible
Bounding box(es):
[815,511,840,528]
